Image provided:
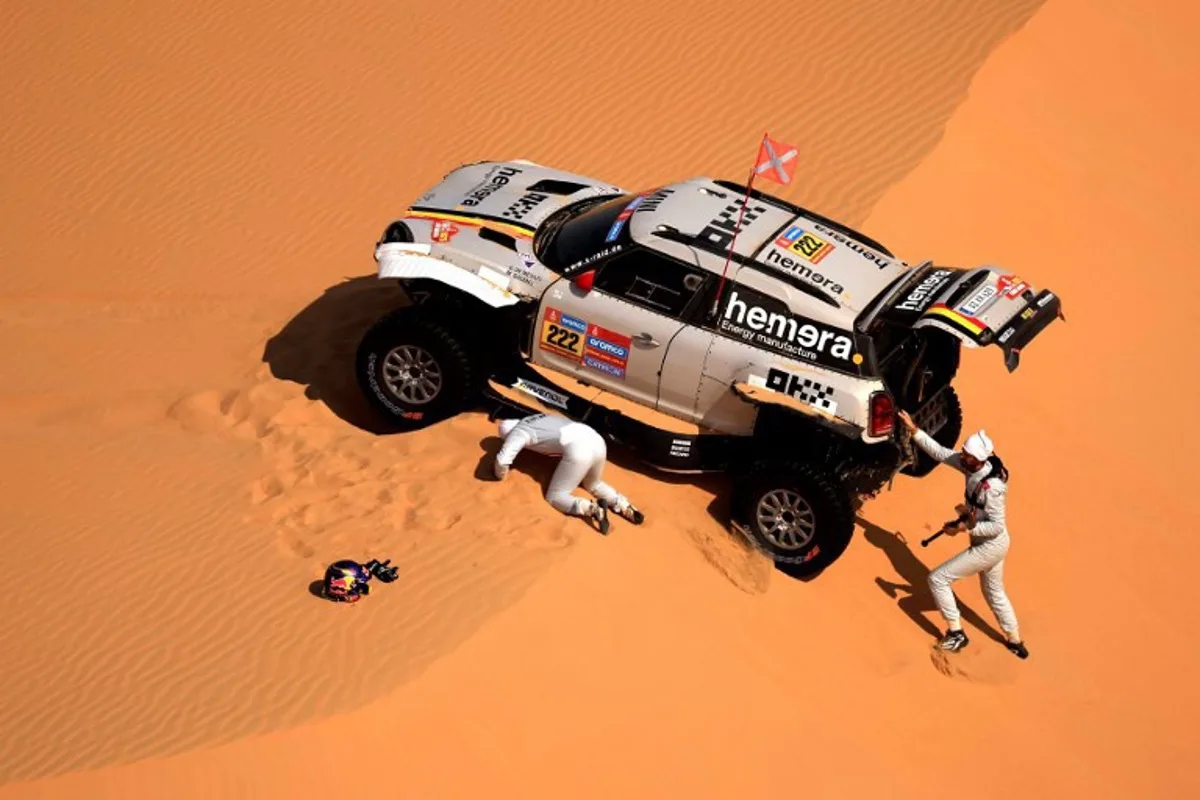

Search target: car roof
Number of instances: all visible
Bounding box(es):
[625,177,912,320]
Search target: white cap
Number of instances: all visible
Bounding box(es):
[498,418,519,437]
[962,429,994,461]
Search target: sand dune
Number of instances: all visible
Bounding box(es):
[3,0,1199,797]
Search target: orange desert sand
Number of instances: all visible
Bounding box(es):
[2,0,1198,797]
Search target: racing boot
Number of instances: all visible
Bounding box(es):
[613,500,645,525]
[1005,640,1029,659]
[937,629,969,652]
[591,499,611,535]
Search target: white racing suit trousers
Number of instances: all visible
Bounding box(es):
[928,532,1019,637]
[545,433,627,517]
[495,414,630,518]
[912,429,1021,639]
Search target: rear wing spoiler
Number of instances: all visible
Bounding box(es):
[864,262,1065,372]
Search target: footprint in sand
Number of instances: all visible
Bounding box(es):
[929,644,1019,685]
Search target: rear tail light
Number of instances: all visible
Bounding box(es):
[869,391,895,437]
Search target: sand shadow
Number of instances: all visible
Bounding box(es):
[473,434,560,489]
[262,275,413,435]
[858,515,1006,644]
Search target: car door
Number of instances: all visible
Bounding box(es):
[535,248,710,412]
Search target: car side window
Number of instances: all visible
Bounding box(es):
[591,250,707,320]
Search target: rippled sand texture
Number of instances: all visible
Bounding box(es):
[10,0,1199,797]
[0,1,1045,782]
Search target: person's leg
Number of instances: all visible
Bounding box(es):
[545,447,595,517]
[927,543,993,649]
[579,433,643,524]
[546,443,609,532]
[977,543,1026,657]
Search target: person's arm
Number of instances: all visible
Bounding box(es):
[968,482,1007,539]
[912,428,960,465]
[494,426,532,479]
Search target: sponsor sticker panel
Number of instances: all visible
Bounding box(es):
[605,195,645,242]
[539,307,588,360]
[697,198,771,251]
[537,308,634,380]
[892,268,955,315]
[431,220,459,243]
[775,225,835,264]
[957,283,998,317]
[458,165,523,208]
[502,191,549,221]
[715,285,864,375]
[514,378,570,410]
[748,368,839,415]
[583,323,632,379]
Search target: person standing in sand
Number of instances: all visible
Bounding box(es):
[897,410,1029,659]
[492,412,645,534]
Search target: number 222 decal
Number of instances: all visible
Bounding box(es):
[539,308,586,360]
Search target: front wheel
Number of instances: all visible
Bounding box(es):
[355,310,477,430]
[732,461,856,572]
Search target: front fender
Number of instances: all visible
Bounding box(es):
[374,242,520,309]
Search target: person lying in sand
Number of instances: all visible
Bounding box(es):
[897,410,1029,659]
[492,413,644,533]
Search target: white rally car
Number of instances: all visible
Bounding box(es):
[355,159,1064,571]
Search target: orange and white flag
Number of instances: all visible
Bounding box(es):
[753,134,799,185]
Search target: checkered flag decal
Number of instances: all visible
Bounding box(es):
[721,200,768,228]
[794,378,836,413]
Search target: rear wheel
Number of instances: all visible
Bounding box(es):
[902,386,963,477]
[355,309,477,430]
[733,461,855,572]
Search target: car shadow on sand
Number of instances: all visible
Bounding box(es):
[858,515,1006,644]
[262,275,411,435]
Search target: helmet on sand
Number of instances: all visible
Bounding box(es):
[322,560,372,603]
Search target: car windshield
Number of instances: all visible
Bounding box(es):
[534,193,636,273]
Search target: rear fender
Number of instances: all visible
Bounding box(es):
[374,242,520,309]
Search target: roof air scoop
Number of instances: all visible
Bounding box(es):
[525,179,589,195]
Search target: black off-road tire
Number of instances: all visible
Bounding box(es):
[902,386,963,478]
[732,460,856,573]
[355,309,477,430]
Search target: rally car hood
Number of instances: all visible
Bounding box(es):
[863,262,1065,372]
[407,160,626,234]
[378,160,628,300]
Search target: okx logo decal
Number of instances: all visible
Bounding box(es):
[763,368,838,414]
[697,198,771,251]
[502,192,549,221]
[582,323,632,380]
[540,307,588,361]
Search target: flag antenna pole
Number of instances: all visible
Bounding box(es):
[709,133,766,320]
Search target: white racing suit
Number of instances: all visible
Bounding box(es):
[494,414,632,519]
[912,430,1021,640]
